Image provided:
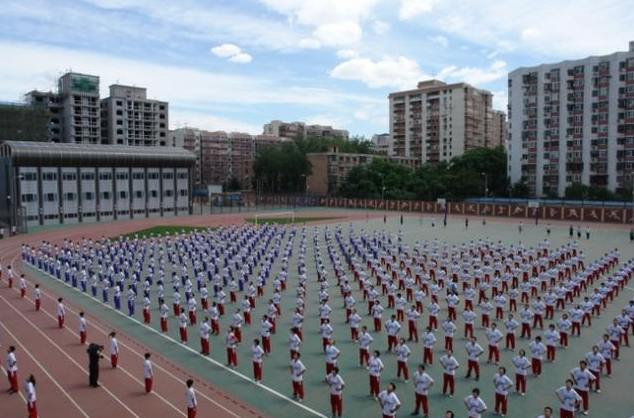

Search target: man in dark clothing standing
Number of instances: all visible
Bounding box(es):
[87,343,104,387]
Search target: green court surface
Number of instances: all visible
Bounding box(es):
[23,213,634,418]
[114,225,209,239]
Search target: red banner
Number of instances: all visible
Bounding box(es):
[510,205,526,217]
[494,204,509,217]
[563,207,582,221]
[464,203,479,215]
[544,206,562,220]
[582,207,602,222]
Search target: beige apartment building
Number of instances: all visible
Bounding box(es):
[389,79,502,163]
[491,110,508,148]
[306,149,419,195]
[100,85,168,146]
[263,120,349,140]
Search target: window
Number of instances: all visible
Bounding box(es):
[42,172,57,181]
[163,190,174,197]
[116,172,128,180]
[150,190,158,198]
[62,172,77,181]
[64,192,76,201]
[83,192,94,200]
[81,172,95,181]
[132,172,144,180]
[177,172,188,179]
[163,172,173,180]
[21,193,37,202]
[99,172,112,180]
[45,193,57,202]
[135,190,144,198]
[119,191,128,199]
[147,172,159,180]
[101,191,112,200]
[22,172,37,181]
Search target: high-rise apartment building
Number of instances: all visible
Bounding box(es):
[58,72,101,144]
[101,85,168,146]
[508,41,634,197]
[491,110,508,149]
[389,80,496,163]
[24,90,63,142]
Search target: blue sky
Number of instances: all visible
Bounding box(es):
[1,0,632,137]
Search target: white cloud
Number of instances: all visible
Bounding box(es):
[211,44,252,64]
[313,21,363,46]
[372,20,389,35]
[259,0,382,27]
[228,53,253,63]
[354,110,368,120]
[405,0,634,58]
[399,0,443,20]
[336,49,360,59]
[440,60,507,85]
[0,41,381,117]
[331,51,507,89]
[171,110,263,134]
[331,55,429,89]
[299,38,322,49]
[211,44,242,58]
[258,0,382,47]
[428,35,448,47]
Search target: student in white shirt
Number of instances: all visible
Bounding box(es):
[529,336,546,377]
[109,332,119,369]
[79,311,87,345]
[185,379,197,418]
[143,352,153,393]
[57,297,66,328]
[368,350,384,399]
[325,366,345,418]
[411,364,434,417]
[493,367,513,416]
[463,387,487,418]
[252,339,265,383]
[395,338,411,382]
[512,349,530,395]
[465,336,484,381]
[24,374,37,418]
[378,382,401,418]
[422,327,436,366]
[570,360,595,416]
[440,349,459,397]
[290,352,306,402]
[555,379,582,418]
[358,326,373,367]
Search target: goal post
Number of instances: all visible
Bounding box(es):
[253,211,295,225]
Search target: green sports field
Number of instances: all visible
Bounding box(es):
[23,212,634,418]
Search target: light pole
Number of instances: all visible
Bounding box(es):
[508,185,512,205]
[481,172,488,199]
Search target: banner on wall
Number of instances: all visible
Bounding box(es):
[582,207,602,222]
[494,205,509,217]
[544,206,563,220]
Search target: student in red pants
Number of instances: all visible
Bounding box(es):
[493,367,513,416]
[186,379,197,418]
[325,366,345,417]
[24,374,37,418]
[143,353,153,393]
[411,364,433,417]
[290,352,306,402]
[252,339,264,383]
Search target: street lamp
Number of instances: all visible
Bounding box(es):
[481,172,488,199]
[508,185,512,205]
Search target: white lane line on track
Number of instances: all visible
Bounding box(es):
[0,318,88,418]
[20,252,327,418]
[0,291,142,418]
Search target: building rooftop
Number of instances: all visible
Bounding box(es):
[0,141,195,168]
